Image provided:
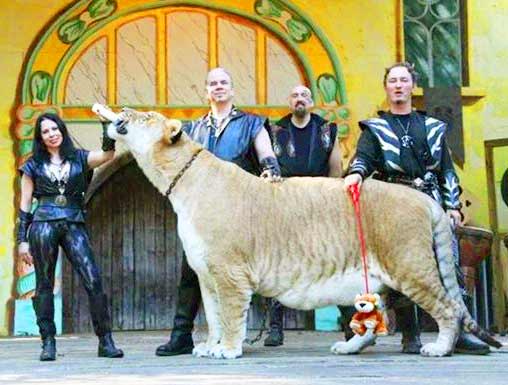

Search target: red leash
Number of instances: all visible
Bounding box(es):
[348,184,370,293]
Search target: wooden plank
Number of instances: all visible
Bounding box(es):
[285,307,296,330]
[133,165,147,330]
[121,165,136,330]
[101,179,113,318]
[247,295,264,329]
[165,199,178,328]
[143,181,157,330]
[82,192,102,333]
[154,190,168,329]
[110,167,124,330]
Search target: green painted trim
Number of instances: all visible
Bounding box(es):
[279,1,347,104]
[51,1,318,103]
[21,0,90,103]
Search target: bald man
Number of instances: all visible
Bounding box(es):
[155,67,281,356]
[264,85,342,346]
[269,85,342,178]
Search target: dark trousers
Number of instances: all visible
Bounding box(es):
[29,220,112,337]
[172,254,202,337]
[267,298,284,330]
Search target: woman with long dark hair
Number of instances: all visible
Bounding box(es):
[17,113,123,360]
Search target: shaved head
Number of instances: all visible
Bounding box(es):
[288,84,313,118]
[206,67,233,86]
[205,67,234,104]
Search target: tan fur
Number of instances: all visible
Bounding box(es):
[107,109,478,359]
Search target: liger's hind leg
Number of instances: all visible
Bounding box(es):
[389,250,462,357]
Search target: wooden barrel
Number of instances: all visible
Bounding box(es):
[456,225,493,267]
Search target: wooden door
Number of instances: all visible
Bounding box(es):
[62,161,312,333]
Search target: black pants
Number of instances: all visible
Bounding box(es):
[172,254,202,337]
[29,220,112,337]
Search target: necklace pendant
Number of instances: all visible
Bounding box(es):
[55,194,67,206]
[400,135,413,148]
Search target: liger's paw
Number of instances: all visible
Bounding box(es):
[420,342,452,357]
[331,341,360,355]
[209,344,242,359]
[192,343,211,357]
[331,332,376,355]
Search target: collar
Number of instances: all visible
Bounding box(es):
[205,106,241,128]
[205,106,243,138]
[164,148,203,197]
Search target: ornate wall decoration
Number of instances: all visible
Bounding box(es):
[58,0,117,44]
[313,73,350,138]
[254,0,312,43]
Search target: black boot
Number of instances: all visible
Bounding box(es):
[452,258,490,355]
[32,293,57,361]
[89,293,123,358]
[155,332,194,356]
[156,255,200,356]
[264,299,284,346]
[338,305,356,341]
[454,295,490,355]
[98,333,124,358]
[39,336,56,361]
[455,332,490,355]
[395,303,422,354]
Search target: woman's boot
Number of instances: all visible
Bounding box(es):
[32,293,57,361]
[89,293,123,358]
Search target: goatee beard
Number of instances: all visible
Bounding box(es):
[294,107,307,118]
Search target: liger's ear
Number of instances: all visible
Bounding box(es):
[373,293,381,306]
[163,119,183,144]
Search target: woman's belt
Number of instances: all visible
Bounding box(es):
[37,195,84,208]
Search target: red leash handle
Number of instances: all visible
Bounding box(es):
[348,184,370,294]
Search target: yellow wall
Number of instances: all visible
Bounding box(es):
[1,0,507,335]
[460,0,508,225]
[469,0,508,328]
[0,0,70,336]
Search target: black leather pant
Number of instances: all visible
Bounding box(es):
[268,298,284,331]
[171,254,201,337]
[29,220,112,337]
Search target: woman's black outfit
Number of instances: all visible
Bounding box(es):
[18,148,123,360]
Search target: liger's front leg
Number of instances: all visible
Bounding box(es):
[208,267,252,359]
[192,277,222,358]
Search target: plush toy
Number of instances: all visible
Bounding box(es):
[349,293,388,336]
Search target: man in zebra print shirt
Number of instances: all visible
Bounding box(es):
[342,62,489,355]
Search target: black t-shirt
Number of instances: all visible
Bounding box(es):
[269,113,337,177]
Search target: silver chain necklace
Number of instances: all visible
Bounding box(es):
[395,117,414,149]
[45,161,70,205]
